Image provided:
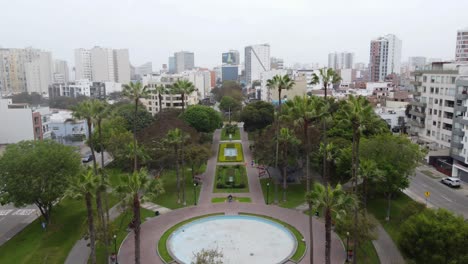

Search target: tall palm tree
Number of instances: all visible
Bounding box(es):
[116,168,163,264]
[65,169,100,264]
[122,82,150,172]
[277,127,300,202]
[283,95,327,264]
[306,183,357,264]
[72,100,98,173]
[164,128,189,204]
[359,159,384,210]
[171,79,195,111]
[310,68,341,184]
[154,85,166,112]
[341,95,374,264]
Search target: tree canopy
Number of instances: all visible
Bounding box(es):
[211,81,243,102]
[0,140,81,222]
[179,105,223,133]
[219,96,242,113]
[112,102,154,133]
[240,101,274,132]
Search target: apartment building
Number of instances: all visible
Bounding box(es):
[49,110,89,145]
[328,52,354,70]
[245,44,270,85]
[369,34,402,82]
[48,80,122,99]
[455,28,468,63]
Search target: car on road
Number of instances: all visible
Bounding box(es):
[441,177,461,188]
[81,154,94,163]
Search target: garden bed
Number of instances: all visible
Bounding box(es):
[213,165,249,193]
[218,143,244,162]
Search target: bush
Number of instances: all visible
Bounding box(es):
[180,105,222,133]
[398,202,426,224]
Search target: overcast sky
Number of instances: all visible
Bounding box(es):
[1,0,467,70]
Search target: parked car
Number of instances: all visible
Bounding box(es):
[441,177,461,188]
[81,154,94,163]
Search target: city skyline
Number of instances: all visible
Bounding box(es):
[0,0,466,69]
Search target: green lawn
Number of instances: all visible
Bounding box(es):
[260,178,306,209]
[0,194,119,264]
[157,213,224,263]
[239,213,306,262]
[218,143,244,162]
[211,197,252,203]
[95,208,154,263]
[108,166,205,210]
[213,165,249,193]
[220,127,241,140]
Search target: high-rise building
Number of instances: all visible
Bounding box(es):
[245,44,270,85]
[328,52,354,70]
[271,57,284,70]
[168,57,176,74]
[174,51,195,73]
[455,28,468,62]
[222,50,240,65]
[54,60,69,83]
[74,47,130,83]
[135,62,152,77]
[221,65,239,82]
[25,51,53,95]
[369,34,402,82]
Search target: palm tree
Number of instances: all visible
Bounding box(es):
[154,85,166,112]
[116,168,163,264]
[359,159,384,210]
[283,95,327,264]
[310,68,341,184]
[171,79,195,111]
[122,82,150,171]
[306,183,357,264]
[341,95,374,264]
[164,128,190,204]
[65,169,100,264]
[277,127,300,202]
[72,100,98,173]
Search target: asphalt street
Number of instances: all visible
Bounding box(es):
[0,204,40,246]
[405,168,468,219]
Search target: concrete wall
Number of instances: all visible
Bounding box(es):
[0,99,34,144]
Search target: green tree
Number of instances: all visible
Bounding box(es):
[153,84,167,112]
[122,82,151,171]
[219,96,242,123]
[399,208,468,264]
[65,169,100,264]
[335,211,378,250]
[116,169,163,264]
[112,103,154,133]
[180,105,223,133]
[306,183,357,264]
[240,101,274,132]
[72,100,99,173]
[164,128,190,204]
[277,127,300,202]
[185,144,211,179]
[212,81,243,101]
[171,79,196,111]
[0,140,81,223]
[283,95,327,264]
[358,159,383,210]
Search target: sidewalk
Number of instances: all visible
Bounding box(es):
[372,224,405,264]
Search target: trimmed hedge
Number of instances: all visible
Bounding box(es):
[218,142,244,162]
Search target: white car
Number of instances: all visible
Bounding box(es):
[441,177,461,188]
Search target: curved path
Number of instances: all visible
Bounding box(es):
[118,126,346,263]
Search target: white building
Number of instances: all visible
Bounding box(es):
[328,52,354,70]
[455,28,468,63]
[113,49,130,84]
[54,60,70,83]
[174,51,195,73]
[48,80,122,99]
[74,48,92,81]
[245,44,270,85]
[257,69,288,101]
[135,62,153,77]
[270,57,284,70]
[369,34,402,82]
[25,51,53,96]
[49,110,89,145]
[183,70,211,100]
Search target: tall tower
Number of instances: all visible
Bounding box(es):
[456,28,468,62]
[369,34,402,82]
[244,44,270,85]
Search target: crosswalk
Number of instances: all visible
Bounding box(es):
[0,209,37,216]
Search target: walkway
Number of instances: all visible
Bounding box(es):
[372,224,405,264]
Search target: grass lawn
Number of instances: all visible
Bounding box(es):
[157,213,224,263]
[213,165,249,193]
[239,213,306,262]
[95,208,154,263]
[358,240,380,264]
[218,143,244,162]
[220,127,241,140]
[211,197,252,203]
[367,192,422,253]
[260,178,307,209]
[109,166,205,210]
[0,194,119,264]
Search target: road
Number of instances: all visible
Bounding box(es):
[0,204,40,246]
[406,168,468,219]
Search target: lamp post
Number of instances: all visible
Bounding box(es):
[113,234,118,264]
[193,183,197,205]
[345,231,350,262]
[266,182,270,205]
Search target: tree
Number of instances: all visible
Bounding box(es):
[334,211,378,250]
[358,159,383,210]
[116,169,163,264]
[277,127,300,202]
[65,169,100,264]
[192,248,224,264]
[122,82,151,171]
[0,140,81,223]
[360,134,424,220]
[49,95,89,109]
[153,85,167,112]
[72,100,99,173]
[112,103,154,133]
[399,208,468,264]
[306,183,357,264]
[186,144,211,179]
[9,92,48,105]
[240,101,274,132]
[212,81,243,101]
[180,105,223,133]
[219,96,242,123]
[171,79,196,111]
[283,95,327,264]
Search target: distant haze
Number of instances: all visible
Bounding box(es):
[0,0,465,69]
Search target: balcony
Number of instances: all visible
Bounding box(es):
[409,109,425,118]
[455,93,468,100]
[411,81,422,86]
[409,119,425,128]
[409,101,426,107]
[455,105,467,112]
[455,116,468,125]
[453,128,465,137]
[452,142,464,149]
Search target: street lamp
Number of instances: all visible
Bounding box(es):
[266,182,270,205]
[193,183,197,205]
[345,231,350,262]
[113,234,118,264]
